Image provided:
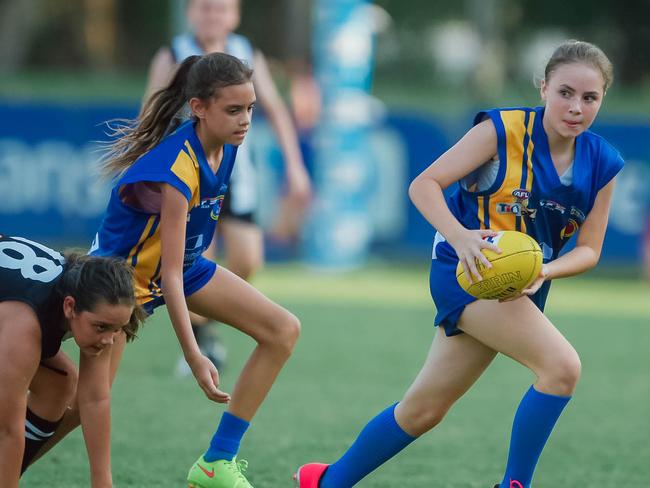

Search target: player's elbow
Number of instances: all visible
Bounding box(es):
[0,417,26,448]
[77,393,111,413]
[407,176,424,204]
[409,175,438,205]
[583,245,602,270]
[160,271,184,295]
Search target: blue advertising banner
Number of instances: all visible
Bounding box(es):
[1,99,648,265]
[0,100,136,245]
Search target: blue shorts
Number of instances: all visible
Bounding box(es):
[429,238,476,337]
[142,256,217,315]
[429,236,551,336]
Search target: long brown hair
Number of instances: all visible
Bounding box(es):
[101,52,253,178]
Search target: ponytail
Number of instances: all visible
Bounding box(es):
[99,55,202,179]
[99,52,253,179]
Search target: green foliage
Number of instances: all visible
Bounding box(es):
[21,265,650,487]
[116,0,171,68]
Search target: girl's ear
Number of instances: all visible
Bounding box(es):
[63,295,76,320]
[540,79,547,102]
[189,97,206,119]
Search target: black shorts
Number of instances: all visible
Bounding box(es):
[220,187,255,224]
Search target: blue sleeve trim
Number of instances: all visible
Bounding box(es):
[597,150,625,192]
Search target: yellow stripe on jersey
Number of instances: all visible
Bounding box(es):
[487,110,527,231]
[183,141,200,168]
[126,215,161,303]
[477,194,486,229]
[133,226,163,303]
[171,149,201,208]
[127,215,156,263]
[520,112,536,233]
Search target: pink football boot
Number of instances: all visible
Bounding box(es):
[293,463,329,487]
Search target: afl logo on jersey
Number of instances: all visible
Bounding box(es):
[210,195,225,221]
[512,189,530,200]
[497,188,537,219]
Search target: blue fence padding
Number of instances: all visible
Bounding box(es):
[385,111,451,248]
[1,99,648,263]
[0,100,137,244]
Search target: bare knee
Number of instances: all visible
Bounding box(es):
[0,416,26,456]
[395,398,449,436]
[0,420,25,442]
[274,311,301,356]
[30,363,78,419]
[260,309,301,357]
[50,364,78,410]
[536,350,581,396]
[228,254,262,281]
[60,367,78,406]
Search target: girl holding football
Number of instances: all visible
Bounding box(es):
[296,40,623,488]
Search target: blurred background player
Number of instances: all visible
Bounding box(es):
[295,40,624,488]
[143,0,312,373]
[0,234,142,487]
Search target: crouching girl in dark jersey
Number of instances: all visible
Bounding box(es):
[0,234,143,487]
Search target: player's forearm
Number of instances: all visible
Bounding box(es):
[545,245,600,280]
[266,103,305,173]
[0,432,23,487]
[79,397,112,488]
[162,275,201,360]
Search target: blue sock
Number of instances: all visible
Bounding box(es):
[204,412,250,462]
[320,403,417,488]
[500,385,571,488]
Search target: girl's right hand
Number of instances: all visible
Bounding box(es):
[187,354,231,403]
[448,229,501,284]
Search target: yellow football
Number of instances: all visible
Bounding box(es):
[455,230,543,300]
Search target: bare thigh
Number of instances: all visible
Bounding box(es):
[458,297,580,395]
[29,351,78,420]
[28,331,127,465]
[396,329,497,435]
[189,220,264,325]
[0,302,41,428]
[186,266,296,344]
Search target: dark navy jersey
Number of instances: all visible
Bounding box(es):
[0,234,67,358]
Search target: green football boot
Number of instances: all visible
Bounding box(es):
[187,455,254,488]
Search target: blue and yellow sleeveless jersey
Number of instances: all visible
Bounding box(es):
[431,106,624,334]
[90,120,237,305]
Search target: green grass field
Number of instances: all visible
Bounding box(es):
[22,264,650,487]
